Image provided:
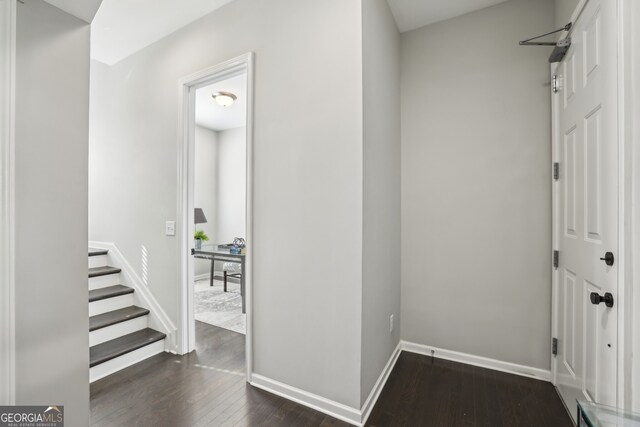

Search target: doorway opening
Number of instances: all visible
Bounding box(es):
[178,53,254,380]
[193,74,247,335]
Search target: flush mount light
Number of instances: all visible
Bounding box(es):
[212,91,237,107]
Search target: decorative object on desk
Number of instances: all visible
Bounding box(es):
[230,237,246,255]
[194,230,209,250]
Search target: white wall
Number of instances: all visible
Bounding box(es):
[15,0,89,425]
[400,0,555,370]
[0,0,15,406]
[630,0,640,412]
[215,126,246,244]
[89,0,364,408]
[194,125,217,277]
[360,0,401,406]
[555,0,579,27]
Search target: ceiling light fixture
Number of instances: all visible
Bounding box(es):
[212,91,237,107]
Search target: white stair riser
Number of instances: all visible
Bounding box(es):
[88,255,108,269]
[89,294,134,317]
[89,273,121,290]
[90,340,165,383]
[90,316,148,347]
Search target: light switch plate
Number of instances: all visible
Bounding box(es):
[165,221,176,236]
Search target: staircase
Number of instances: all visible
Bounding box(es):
[88,248,166,382]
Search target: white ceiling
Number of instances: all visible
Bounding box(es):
[90,0,511,65]
[387,0,510,33]
[91,0,235,65]
[43,0,103,23]
[195,74,247,132]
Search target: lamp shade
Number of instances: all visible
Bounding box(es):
[194,208,208,224]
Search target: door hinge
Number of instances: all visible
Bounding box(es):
[552,75,559,93]
[553,162,559,180]
[553,250,559,269]
[552,337,558,355]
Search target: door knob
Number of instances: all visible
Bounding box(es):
[590,292,614,308]
[599,252,614,266]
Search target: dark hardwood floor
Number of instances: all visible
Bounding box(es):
[90,321,347,427]
[91,322,572,426]
[366,352,573,427]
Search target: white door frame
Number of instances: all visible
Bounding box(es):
[551,0,637,411]
[0,0,16,406]
[177,52,255,381]
[619,0,640,412]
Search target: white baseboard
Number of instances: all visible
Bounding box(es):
[249,341,548,425]
[250,374,362,426]
[194,273,210,281]
[250,341,403,426]
[360,341,402,425]
[194,272,241,284]
[401,340,551,382]
[89,241,178,352]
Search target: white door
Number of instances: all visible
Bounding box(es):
[552,0,618,418]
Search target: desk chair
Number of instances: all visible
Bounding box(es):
[223,262,242,293]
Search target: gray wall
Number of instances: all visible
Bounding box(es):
[89,0,364,408]
[360,0,401,406]
[214,127,246,244]
[400,0,554,370]
[194,125,217,277]
[0,0,14,405]
[555,0,579,27]
[15,0,89,425]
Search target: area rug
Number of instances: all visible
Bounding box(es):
[194,279,246,335]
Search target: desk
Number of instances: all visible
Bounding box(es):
[192,244,246,313]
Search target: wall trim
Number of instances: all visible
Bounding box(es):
[193,273,241,284]
[250,342,549,425]
[0,0,16,405]
[250,374,362,426]
[619,0,640,411]
[177,52,255,386]
[89,241,178,352]
[401,340,551,382]
[360,341,402,425]
[250,342,402,426]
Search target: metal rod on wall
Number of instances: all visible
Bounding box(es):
[519,23,573,63]
[519,23,572,46]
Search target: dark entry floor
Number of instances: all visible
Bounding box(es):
[90,322,573,426]
[366,352,573,427]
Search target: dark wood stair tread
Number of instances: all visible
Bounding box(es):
[89,266,121,278]
[89,285,133,302]
[90,328,165,367]
[89,248,109,257]
[90,306,149,331]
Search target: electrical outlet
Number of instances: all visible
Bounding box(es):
[165,221,176,236]
[389,314,394,333]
